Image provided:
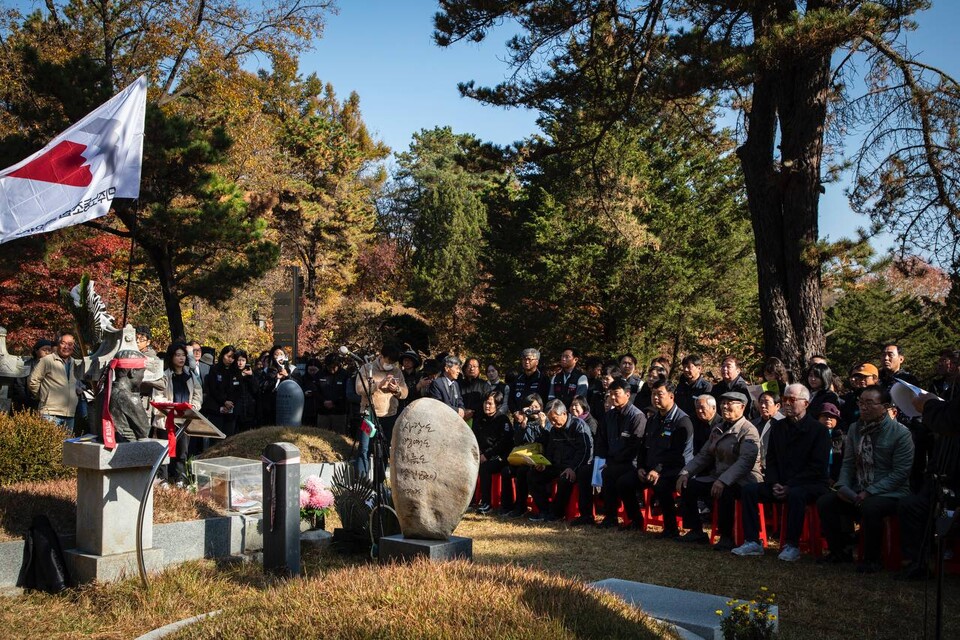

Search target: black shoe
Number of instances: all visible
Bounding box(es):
[475,502,492,514]
[570,516,596,526]
[543,513,562,522]
[619,521,644,532]
[659,530,681,541]
[505,508,527,519]
[713,535,736,552]
[596,518,619,529]
[856,561,882,574]
[528,513,547,522]
[679,530,709,544]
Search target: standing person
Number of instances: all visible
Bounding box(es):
[398,348,423,409]
[712,355,755,419]
[506,348,551,414]
[299,357,323,428]
[258,345,296,425]
[473,390,513,514]
[817,386,913,572]
[618,353,642,395]
[547,348,589,410]
[27,332,83,433]
[584,357,606,420]
[429,356,466,417]
[186,340,204,384]
[11,339,54,411]
[675,354,712,419]
[156,343,203,484]
[762,357,791,397]
[136,327,166,427]
[202,346,241,439]
[233,349,259,432]
[458,357,489,421]
[840,363,879,427]
[804,362,841,419]
[317,353,349,433]
[355,344,408,478]
[485,362,506,398]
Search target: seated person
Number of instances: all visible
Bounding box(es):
[473,390,513,514]
[752,391,783,474]
[816,385,913,572]
[731,384,830,560]
[501,394,549,517]
[594,378,646,528]
[623,380,693,537]
[692,394,722,455]
[676,391,762,550]
[528,399,594,522]
[817,402,844,484]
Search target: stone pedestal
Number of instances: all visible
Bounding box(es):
[62,439,169,583]
[378,534,472,564]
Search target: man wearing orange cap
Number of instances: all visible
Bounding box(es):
[840,363,878,427]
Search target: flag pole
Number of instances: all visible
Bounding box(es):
[120,206,137,328]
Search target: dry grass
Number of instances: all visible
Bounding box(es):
[200,426,353,464]
[0,479,226,542]
[1,507,956,639]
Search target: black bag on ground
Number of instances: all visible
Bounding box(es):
[16,515,72,593]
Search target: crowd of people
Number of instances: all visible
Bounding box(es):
[9,328,960,578]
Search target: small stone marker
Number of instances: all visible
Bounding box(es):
[262,442,301,577]
[390,398,479,540]
[275,379,304,427]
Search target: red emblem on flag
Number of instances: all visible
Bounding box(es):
[8,140,93,187]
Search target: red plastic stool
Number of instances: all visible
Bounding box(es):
[856,515,902,570]
[779,503,824,556]
[711,499,766,547]
[642,487,683,533]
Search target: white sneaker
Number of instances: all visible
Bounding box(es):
[731,540,764,556]
[778,544,801,562]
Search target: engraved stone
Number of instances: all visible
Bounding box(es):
[390,398,479,540]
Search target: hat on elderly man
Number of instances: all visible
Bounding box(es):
[718,391,748,405]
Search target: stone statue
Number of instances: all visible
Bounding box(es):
[96,349,151,443]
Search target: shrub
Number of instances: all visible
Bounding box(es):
[200,426,353,464]
[0,411,76,485]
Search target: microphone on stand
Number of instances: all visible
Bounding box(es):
[339,345,365,365]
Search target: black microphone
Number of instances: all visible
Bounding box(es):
[339,345,365,364]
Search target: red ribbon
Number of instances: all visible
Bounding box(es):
[150,401,193,457]
[100,357,147,450]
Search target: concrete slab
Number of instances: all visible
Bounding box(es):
[66,547,164,584]
[591,579,778,640]
[378,534,472,564]
[63,439,169,470]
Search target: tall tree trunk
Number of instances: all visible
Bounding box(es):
[737,34,830,376]
[143,244,187,341]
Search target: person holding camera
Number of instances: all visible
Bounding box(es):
[355,344,408,478]
[502,393,549,517]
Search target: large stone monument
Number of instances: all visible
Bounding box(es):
[275,379,304,427]
[379,398,479,563]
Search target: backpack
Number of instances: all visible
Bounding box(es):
[16,515,72,593]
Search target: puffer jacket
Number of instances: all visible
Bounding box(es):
[682,416,762,486]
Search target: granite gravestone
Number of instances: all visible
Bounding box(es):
[389,398,479,540]
[275,379,304,427]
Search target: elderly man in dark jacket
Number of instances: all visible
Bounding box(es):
[732,384,830,560]
[677,390,762,550]
[594,378,647,528]
[529,399,594,522]
[711,355,755,419]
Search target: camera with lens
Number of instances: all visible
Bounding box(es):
[523,408,539,418]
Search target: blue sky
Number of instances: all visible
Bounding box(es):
[301,0,960,249]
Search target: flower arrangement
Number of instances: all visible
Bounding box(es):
[716,586,778,640]
[300,475,335,528]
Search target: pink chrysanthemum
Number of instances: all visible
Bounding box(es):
[299,488,311,509]
[304,475,325,495]
[308,487,335,509]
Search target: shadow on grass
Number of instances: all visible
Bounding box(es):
[0,481,76,541]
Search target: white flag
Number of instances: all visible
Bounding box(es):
[0,76,146,244]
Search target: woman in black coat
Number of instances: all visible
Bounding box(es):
[473,390,513,513]
[202,345,241,438]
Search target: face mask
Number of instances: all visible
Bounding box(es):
[275,353,286,364]
[382,362,395,371]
